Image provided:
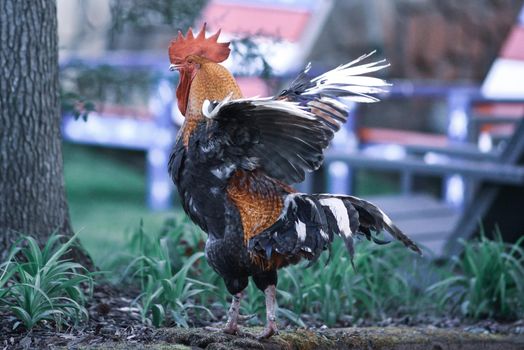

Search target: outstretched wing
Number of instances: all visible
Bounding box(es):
[200,52,390,185]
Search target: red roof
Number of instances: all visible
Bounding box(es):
[236,77,272,97]
[201,1,311,42]
[501,26,524,61]
[358,128,448,148]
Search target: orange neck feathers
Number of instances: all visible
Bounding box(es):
[169,24,242,146]
[182,61,242,146]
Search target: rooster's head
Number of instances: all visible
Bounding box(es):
[169,23,231,115]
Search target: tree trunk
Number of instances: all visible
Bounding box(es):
[0,0,93,268]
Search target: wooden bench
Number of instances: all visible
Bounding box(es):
[365,194,460,255]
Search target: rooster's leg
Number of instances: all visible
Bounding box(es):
[257,284,278,339]
[223,292,243,334]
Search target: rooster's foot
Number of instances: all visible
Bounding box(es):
[256,320,278,339]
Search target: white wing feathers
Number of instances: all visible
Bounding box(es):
[204,96,316,121]
[202,51,390,118]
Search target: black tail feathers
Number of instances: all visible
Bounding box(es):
[248,193,421,266]
[339,195,422,255]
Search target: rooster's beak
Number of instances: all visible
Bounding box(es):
[169,64,181,71]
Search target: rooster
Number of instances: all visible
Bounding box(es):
[168,24,421,339]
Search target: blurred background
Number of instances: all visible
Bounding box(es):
[56,0,524,266]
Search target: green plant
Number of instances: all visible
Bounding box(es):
[427,233,524,320]
[349,240,432,320]
[118,218,438,328]
[125,218,204,271]
[281,240,353,325]
[276,239,431,326]
[133,253,215,327]
[0,250,17,302]
[117,216,524,327]
[125,227,215,327]
[0,233,93,329]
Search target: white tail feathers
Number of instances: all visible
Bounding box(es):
[304,51,391,103]
[318,197,353,239]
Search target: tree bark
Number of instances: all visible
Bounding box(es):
[0,0,93,268]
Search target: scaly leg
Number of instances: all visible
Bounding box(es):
[257,285,278,339]
[223,292,242,334]
[206,291,255,335]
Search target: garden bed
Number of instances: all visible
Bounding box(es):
[1,284,523,350]
[2,218,524,349]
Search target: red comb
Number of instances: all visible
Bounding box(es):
[169,23,230,63]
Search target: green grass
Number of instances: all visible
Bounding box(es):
[63,144,174,267]
[355,170,400,196]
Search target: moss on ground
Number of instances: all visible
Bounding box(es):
[75,326,524,350]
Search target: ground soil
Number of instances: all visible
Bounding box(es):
[1,284,523,349]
